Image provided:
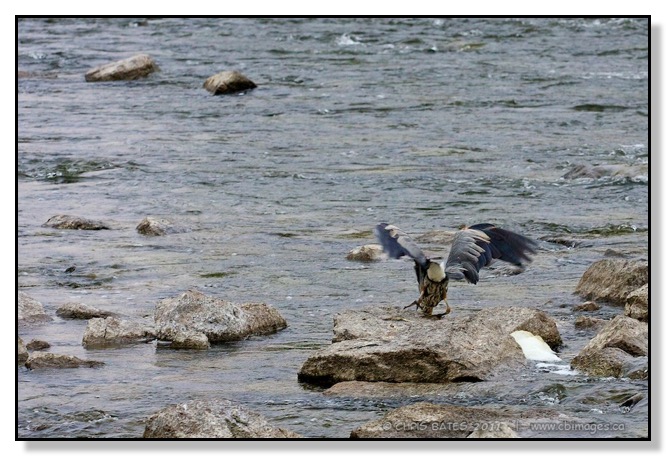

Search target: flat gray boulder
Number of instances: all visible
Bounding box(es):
[18,291,52,325]
[25,352,104,369]
[203,70,256,95]
[298,305,561,386]
[571,315,647,379]
[143,399,300,438]
[56,302,116,320]
[82,317,156,348]
[85,54,159,82]
[346,244,383,262]
[575,258,648,305]
[43,214,110,230]
[154,289,287,348]
[26,339,51,351]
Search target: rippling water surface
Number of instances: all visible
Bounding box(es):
[18,17,648,438]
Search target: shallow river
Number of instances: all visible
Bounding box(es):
[18,17,648,438]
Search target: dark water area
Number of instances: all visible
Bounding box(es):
[17,18,648,438]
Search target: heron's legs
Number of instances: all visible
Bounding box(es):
[403,300,421,311]
[443,299,451,315]
[427,299,451,319]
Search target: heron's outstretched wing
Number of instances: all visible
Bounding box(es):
[444,223,537,284]
[374,223,427,267]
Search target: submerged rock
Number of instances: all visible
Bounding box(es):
[562,163,648,180]
[26,339,51,351]
[82,317,156,348]
[25,352,104,369]
[18,291,52,325]
[85,54,159,82]
[624,284,648,322]
[574,316,607,331]
[573,301,600,312]
[298,305,561,386]
[43,214,110,230]
[143,399,300,438]
[154,289,287,348]
[346,244,383,262]
[203,70,257,95]
[136,217,181,236]
[324,380,518,401]
[571,315,648,378]
[575,258,648,306]
[56,302,116,320]
[18,337,29,363]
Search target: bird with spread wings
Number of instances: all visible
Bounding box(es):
[374,222,538,318]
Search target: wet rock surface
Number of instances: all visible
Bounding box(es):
[349,402,566,438]
[624,284,648,322]
[573,301,600,312]
[574,316,608,331]
[18,291,52,325]
[25,352,104,369]
[143,399,300,438]
[43,214,110,230]
[82,317,156,348]
[18,338,29,363]
[203,70,257,95]
[169,331,210,350]
[299,305,561,386]
[571,315,648,378]
[26,339,51,351]
[575,258,648,305]
[154,289,287,348]
[562,163,647,180]
[136,217,181,236]
[56,302,116,320]
[85,54,159,82]
[346,244,383,262]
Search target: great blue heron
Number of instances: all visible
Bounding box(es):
[374,222,538,318]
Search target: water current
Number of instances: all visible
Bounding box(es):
[17,17,648,438]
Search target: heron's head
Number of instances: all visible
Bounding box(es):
[426,261,447,283]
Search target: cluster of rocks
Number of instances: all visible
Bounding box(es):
[293,253,648,438]
[83,54,256,95]
[18,289,288,371]
[42,214,187,237]
[570,258,648,379]
[18,288,294,437]
[18,248,648,438]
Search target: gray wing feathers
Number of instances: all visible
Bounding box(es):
[444,229,491,283]
[445,225,536,284]
[374,223,427,266]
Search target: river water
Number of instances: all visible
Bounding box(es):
[17,17,648,439]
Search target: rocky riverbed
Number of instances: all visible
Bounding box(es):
[18,255,649,438]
